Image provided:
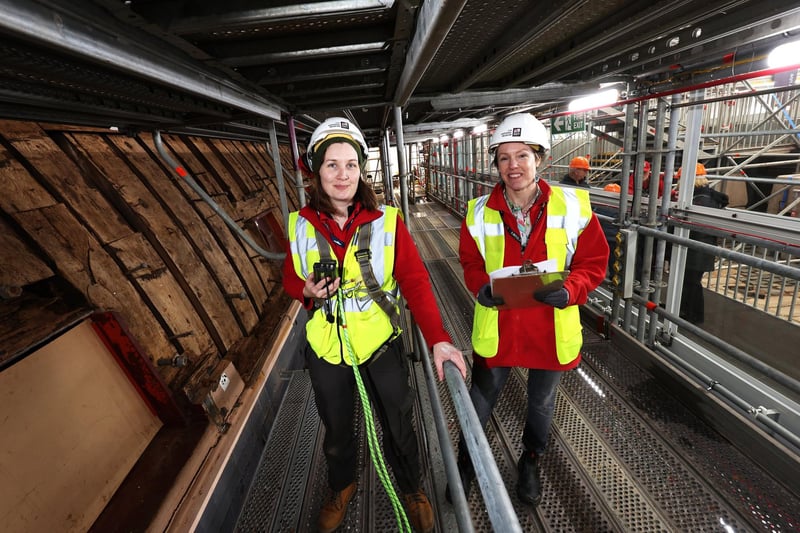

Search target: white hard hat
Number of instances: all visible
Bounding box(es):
[307,117,369,170]
[489,113,550,154]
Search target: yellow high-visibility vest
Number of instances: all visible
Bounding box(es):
[288,206,401,365]
[466,186,592,363]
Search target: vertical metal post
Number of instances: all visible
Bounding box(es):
[649,94,680,346]
[479,133,485,185]
[268,120,290,232]
[408,143,415,204]
[637,98,667,341]
[383,128,394,205]
[664,90,705,329]
[632,101,649,222]
[287,115,307,206]
[394,106,410,220]
[471,133,478,176]
[612,99,636,326]
[623,101,650,329]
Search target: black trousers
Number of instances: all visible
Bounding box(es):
[681,269,706,324]
[306,337,421,493]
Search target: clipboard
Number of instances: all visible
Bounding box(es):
[490,264,569,310]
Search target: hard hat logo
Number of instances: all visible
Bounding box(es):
[512,127,522,137]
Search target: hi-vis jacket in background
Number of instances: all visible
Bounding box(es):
[460,180,608,371]
[283,203,450,365]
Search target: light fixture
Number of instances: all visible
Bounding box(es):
[439,134,449,142]
[453,129,464,139]
[568,88,619,112]
[767,40,800,69]
[471,123,488,135]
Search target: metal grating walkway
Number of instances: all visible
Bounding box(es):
[235,199,799,532]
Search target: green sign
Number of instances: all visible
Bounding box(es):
[551,115,585,134]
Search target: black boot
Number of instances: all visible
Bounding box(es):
[516,451,541,506]
[445,454,475,504]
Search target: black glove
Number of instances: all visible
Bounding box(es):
[534,287,570,309]
[477,283,504,307]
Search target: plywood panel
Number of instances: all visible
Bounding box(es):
[765,175,800,214]
[723,179,749,209]
[0,320,161,533]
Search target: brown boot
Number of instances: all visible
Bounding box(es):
[403,490,434,533]
[318,482,356,533]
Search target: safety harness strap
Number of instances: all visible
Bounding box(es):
[313,225,401,331]
[355,223,402,331]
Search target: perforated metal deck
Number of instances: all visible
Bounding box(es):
[235,200,799,532]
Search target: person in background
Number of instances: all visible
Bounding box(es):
[628,160,680,200]
[560,156,591,187]
[678,163,729,324]
[282,117,466,533]
[627,160,653,195]
[452,113,608,507]
[596,183,622,276]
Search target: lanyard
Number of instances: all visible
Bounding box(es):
[502,200,547,252]
[319,207,358,248]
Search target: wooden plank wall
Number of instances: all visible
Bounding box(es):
[0,120,299,396]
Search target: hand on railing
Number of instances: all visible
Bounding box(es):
[432,341,466,381]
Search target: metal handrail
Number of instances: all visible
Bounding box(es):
[413,326,522,533]
[624,293,800,450]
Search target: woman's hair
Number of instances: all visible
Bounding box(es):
[694,176,709,187]
[307,141,379,213]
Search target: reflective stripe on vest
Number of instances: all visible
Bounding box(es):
[466,186,591,363]
[288,206,400,365]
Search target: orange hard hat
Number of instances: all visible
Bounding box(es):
[569,156,590,170]
[676,163,706,179]
[603,183,621,193]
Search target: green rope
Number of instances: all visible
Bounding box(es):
[335,290,411,533]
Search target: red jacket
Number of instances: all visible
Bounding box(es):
[459,181,608,370]
[282,203,452,348]
[628,172,677,200]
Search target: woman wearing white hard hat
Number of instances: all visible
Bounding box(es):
[453,113,608,507]
[282,117,466,533]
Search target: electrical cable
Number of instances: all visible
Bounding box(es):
[335,290,411,533]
